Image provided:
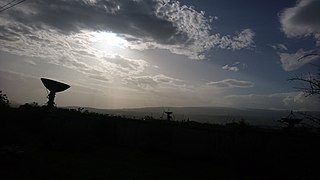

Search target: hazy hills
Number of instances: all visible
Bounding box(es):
[65,106,320,127]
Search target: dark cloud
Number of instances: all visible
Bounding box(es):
[1,0,254,59]
[6,0,178,44]
[280,0,320,39]
[290,1,320,29]
[278,0,320,71]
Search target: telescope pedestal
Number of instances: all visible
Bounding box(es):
[47,91,56,108]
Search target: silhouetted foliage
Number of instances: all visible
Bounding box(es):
[287,53,320,130]
[0,90,10,108]
[1,105,320,180]
[298,111,320,130]
[77,107,89,114]
[288,52,320,97]
[289,69,320,97]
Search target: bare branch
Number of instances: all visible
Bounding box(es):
[288,52,320,97]
[298,53,320,61]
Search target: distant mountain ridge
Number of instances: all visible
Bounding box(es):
[64,106,320,127]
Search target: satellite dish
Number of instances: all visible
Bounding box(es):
[40,78,70,108]
[164,111,173,121]
[279,110,302,128]
[161,108,174,121]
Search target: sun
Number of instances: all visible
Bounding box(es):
[90,31,128,49]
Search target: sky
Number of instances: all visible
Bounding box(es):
[0,0,319,110]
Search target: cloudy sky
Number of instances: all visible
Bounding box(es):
[0,0,319,110]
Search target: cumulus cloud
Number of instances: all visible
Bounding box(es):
[212,29,255,50]
[226,92,320,111]
[278,49,320,71]
[222,65,239,72]
[280,0,320,43]
[222,62,247,72]
[206,79,254,88]
[1,0,254,59]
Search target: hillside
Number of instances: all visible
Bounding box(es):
[1,105,320,179]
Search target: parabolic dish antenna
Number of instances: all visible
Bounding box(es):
[41,78,70,108]
[164,111,173,121]
[279,110,302,128]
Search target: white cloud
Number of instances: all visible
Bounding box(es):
[222,62,247,72]
[213,29,255,53]
[125,76,158,89]
[270,43,288,51]
[226,92,320,111]
[206,79,254,88]
[103,55,148,75]
[208,29,255,51]
[222,64,239,72]
[153,1,254,58]
[279,49,320,71]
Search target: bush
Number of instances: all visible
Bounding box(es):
[0,90,10,108]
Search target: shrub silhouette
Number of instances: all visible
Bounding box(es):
[0,90,10,108]
[1,105,320,180]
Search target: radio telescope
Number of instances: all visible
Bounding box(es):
[279,110,302,128]
[41,78,70,108]
[161,108,174,121]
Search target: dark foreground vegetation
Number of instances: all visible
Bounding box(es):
[1,104,320,180]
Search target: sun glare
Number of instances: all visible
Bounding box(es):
[90,31,128,49]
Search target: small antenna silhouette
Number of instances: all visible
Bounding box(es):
[41,78,70,108]
[161,108,174,121]
[279,110,302,128]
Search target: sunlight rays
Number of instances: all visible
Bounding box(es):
[90,31,129,49]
